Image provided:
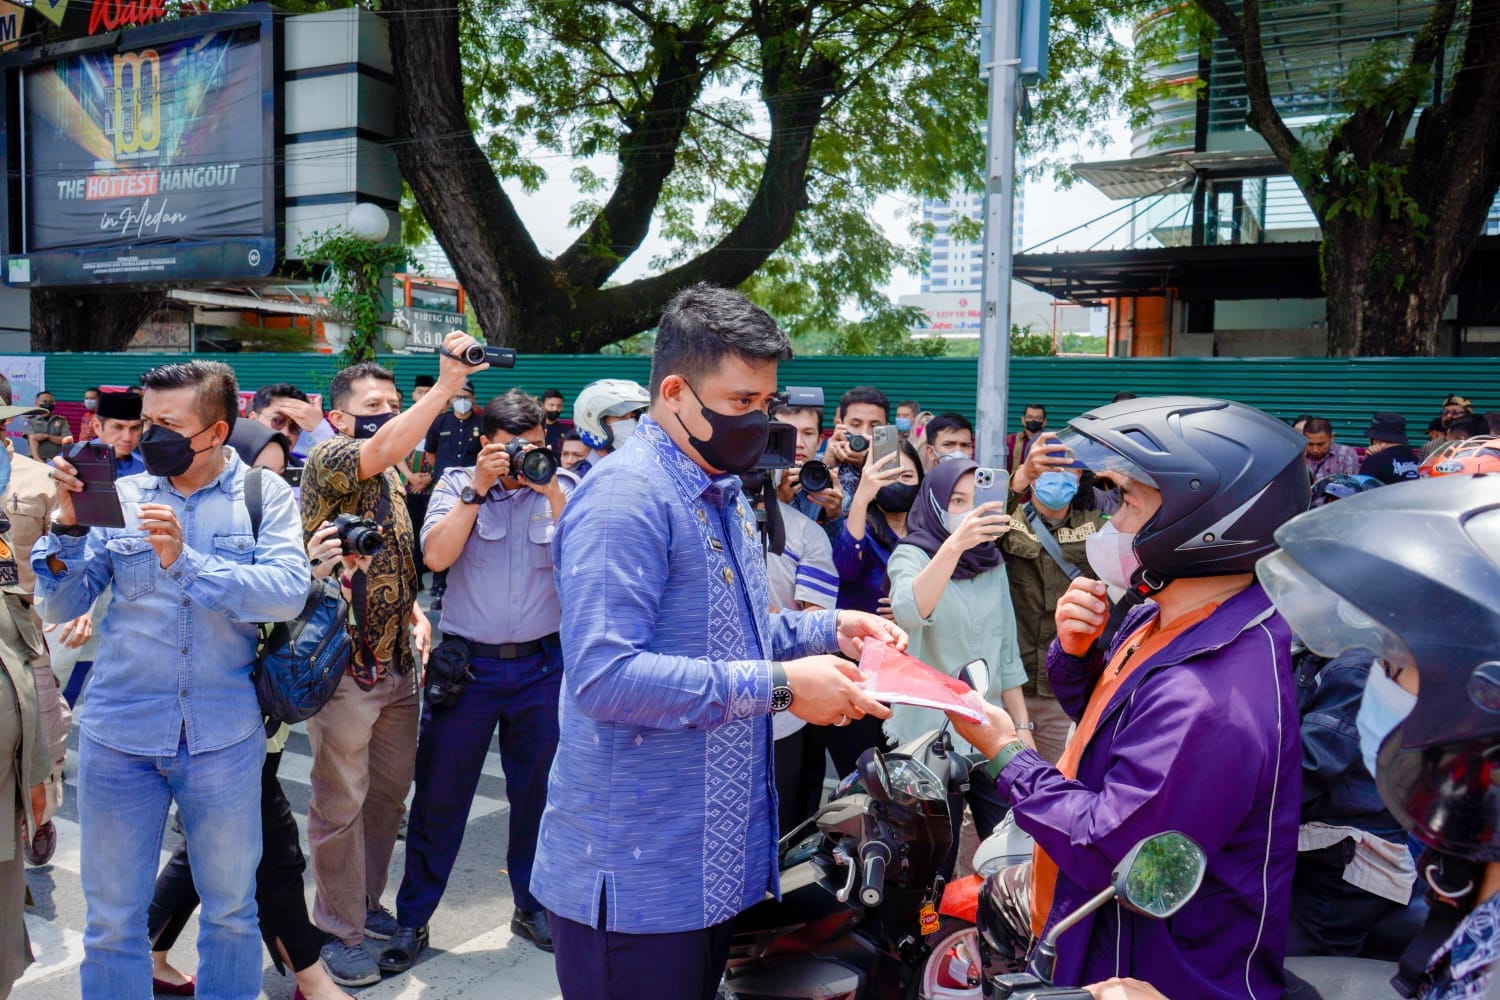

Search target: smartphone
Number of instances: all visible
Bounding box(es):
[973,466,1008,516]
[870,424,899,471]
[66,441,126,528]
[283,466,304,488]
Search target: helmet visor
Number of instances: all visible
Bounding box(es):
[1256,549,1417,673]
[1051,431,1159,488]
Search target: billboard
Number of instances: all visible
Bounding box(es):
[0,6,277,286]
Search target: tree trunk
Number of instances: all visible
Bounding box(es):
[30,288,165,352]
[1320,217,1455,356]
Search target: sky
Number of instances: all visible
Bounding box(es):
[473,115,1139,308]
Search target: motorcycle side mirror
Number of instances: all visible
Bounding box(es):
[959,658,989,694]
[1027,831,1206,986]
[1113,830,1207,918]
[857,747,894,805]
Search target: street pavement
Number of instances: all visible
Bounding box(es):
[17,597,565,999]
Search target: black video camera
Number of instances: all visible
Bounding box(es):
[504,439,558,485]
[334,513,384,556]
[424,637,470,708]
[759,386,827,472]
[440,343,518,368]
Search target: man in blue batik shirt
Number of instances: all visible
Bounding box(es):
[532,284,905,1000]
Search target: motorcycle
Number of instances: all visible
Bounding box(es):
[721,662,990,1000]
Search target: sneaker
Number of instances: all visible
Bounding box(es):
[377,925,429,974]
[510,908,554,953]
[364,905,399,941]
[320,940,379,988]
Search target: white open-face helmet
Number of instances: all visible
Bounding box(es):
[574,378,650,449]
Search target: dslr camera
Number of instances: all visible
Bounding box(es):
[504,439,558,485]
[334,513,384,556]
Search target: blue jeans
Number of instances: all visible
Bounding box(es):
[78,728,265,1000]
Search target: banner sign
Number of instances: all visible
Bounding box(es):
[0,6,276,287]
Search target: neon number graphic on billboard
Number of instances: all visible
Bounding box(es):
[22,26,265,254]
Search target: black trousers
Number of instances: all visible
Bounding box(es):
[148,750,326,974]
[406,491,430,578]
[548,894,733,1000]
[773,727,825,838]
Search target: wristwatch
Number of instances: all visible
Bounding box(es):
[982,739,1030,781]
[48,514,88,538]
[770,661,794,713]
[459,485,486,506]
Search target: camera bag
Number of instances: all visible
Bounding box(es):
[243,467,352,731]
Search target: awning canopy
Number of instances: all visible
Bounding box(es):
[1073,150,1289,200]
[1012,241,1324,303]
[167,288,321,317]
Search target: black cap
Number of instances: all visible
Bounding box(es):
[1366,411,1408,444]
[413,375,435,388]
[96,391,142,421]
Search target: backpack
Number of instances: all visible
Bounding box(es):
[243,467,351,730]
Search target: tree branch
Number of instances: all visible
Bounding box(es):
[554,23,711,288]
[1195,0,1302,167]
[386,0,553,346]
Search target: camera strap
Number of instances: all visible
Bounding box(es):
[1021,501,1082,580]
[761,476,786,557]
[245,466,264,542]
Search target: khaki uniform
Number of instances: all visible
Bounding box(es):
[1001,505,1106,764]
[3,446,72,821]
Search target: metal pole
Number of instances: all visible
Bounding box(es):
[975,0,1019,470]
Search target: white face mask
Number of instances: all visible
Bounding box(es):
[610,417,639,446]
[942,508,970,534]
[1357,661,1417,778]
[453,398,473,416]
[84,399,98,411]
[1085,521,1141,591]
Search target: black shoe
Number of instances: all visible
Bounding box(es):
[510,909,553,953]
[377,925,429,974]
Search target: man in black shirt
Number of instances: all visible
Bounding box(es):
[1358,411,1421,484]
[541,389,573,454]
[423,381,481,605]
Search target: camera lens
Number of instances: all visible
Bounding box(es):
[335,515,385,556]
[799,460,831,494]
[848,434,869,453]
[520,447,558,485]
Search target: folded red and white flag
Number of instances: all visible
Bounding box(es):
[856,641,985,722]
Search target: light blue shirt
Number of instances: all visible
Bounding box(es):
[31,448,309,756]
[530,416,839,934]
[421,466,579,644]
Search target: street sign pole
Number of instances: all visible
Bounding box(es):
[975,0,1020,470]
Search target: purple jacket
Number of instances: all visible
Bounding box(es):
[995,583,1300,998]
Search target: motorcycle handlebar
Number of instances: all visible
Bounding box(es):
[859,841,891,908]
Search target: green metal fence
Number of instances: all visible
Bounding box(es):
[31,352,1500,444]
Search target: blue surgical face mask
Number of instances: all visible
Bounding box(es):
[1033,470,1079,510]
[1357,660,1417,778]
[895,416,913,433]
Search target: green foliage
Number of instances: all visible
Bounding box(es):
[1059,332,1106,355]
[437,0,1165,346]
[296,226,420,368]
[218,324,316,354]
[1011,324,1057,356]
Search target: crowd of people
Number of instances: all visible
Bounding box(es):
[0,284,1496,1000]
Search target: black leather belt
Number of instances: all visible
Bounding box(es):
[468,632,559,660]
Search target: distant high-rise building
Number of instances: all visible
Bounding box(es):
[919,180,1025,294]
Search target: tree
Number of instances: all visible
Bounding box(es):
[1193,0,1500,356]
[384,0,1146,353]
[31,289,165,352]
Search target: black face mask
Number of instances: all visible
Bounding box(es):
[674,381,770,475]
[875,482,918,513]
[349,411,395,439]
[37,402,53,412]
[1024,419,1044,433]
[141,424,215,478]
[544,410,561,424]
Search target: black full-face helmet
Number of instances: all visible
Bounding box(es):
[1258,474,1500,860]
[1056,396,1310,583]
